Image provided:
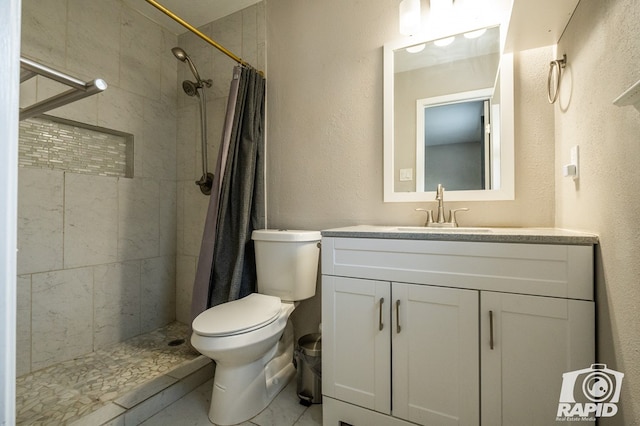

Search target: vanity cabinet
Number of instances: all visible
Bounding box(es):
[321,236,595,426]
[323,277,479,425]
[480,292,593,425]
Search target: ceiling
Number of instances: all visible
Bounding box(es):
[124,0,261,35]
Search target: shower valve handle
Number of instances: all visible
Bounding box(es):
[196,172,214,196]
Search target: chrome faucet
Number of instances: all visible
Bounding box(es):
[435,183,446,224]
[416,184,469,227]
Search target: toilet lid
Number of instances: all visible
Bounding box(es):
[192,293,282,337]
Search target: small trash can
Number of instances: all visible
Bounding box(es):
[295,333,322,405]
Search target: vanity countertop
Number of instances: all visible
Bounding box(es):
[321,225,599,245]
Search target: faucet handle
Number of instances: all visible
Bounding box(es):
[448,208,469,227]
[415,208,434,226]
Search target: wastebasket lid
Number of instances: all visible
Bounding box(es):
[298,333,322,356]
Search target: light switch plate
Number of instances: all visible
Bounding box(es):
[570,145,579,179]
[399,168,413,181]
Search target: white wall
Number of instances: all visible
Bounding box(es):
[17,0,178,375]
[265,0,555,338]
[555,0,640,423]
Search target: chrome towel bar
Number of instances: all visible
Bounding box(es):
[19,57,107,121]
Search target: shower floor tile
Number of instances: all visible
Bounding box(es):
[16,322,199,425]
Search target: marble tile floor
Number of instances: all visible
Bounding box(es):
[16,322,202,425]
[141,377,323,426]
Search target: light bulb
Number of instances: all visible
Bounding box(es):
[429,0,453,16]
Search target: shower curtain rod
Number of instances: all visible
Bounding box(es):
[144,0,261,73]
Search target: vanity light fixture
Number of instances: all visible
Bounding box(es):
[399,0,421,36]
[429,0,454,16]
[399,0,455,37]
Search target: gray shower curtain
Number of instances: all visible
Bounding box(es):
[191,66,266,322]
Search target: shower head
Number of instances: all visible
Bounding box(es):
[172,46,204,84]
[171,47,188,62]
[182,80,199,97]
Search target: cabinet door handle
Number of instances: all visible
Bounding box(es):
[379,297,384,331]
[396,300,401,334]
[489,310,495,350]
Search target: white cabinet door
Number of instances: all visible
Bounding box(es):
[481,292,595,425]
[392,283,479,426]
[322,276,391,414]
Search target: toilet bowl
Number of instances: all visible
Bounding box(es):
[192,294,297,425]
[191,230,320,426]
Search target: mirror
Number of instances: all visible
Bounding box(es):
[384,25,514,202]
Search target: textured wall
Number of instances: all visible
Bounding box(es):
[18,0,178,375]
[265,0,555,337]
[555,0,640,423]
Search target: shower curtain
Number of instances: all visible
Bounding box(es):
[191,65,266,322]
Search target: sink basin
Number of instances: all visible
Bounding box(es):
[395,226,493,233]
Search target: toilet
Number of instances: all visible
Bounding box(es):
[191,229,321,426]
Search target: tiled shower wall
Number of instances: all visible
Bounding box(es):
[17,0,178,376]
[19,117,132,178]
[174,3,266,323]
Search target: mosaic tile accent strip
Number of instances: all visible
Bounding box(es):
[16,322,198,425]
[19,116,133,178]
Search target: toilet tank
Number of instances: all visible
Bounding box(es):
[252,229,321,302]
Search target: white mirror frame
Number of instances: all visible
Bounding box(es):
[383,33,515,202]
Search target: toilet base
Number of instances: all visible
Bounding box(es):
[208,322,296,425]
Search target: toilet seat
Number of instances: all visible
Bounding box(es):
[192,293,283,337]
